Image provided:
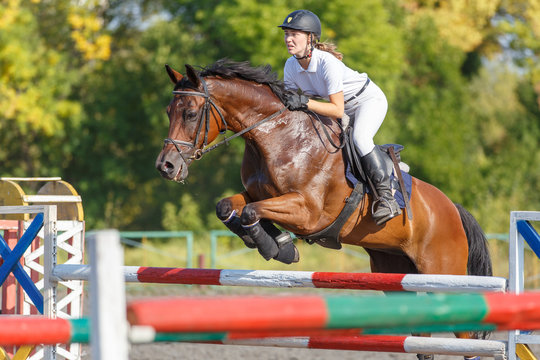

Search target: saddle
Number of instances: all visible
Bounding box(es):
[297,125,412,250]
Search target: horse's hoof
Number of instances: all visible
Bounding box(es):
[416,354,434,360]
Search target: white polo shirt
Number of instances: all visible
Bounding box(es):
[283,48,368,101]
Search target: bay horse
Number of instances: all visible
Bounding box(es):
[155,59,492,358]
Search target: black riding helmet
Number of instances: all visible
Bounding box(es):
[278,10,321,40]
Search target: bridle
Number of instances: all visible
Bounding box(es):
[163,77,286,162]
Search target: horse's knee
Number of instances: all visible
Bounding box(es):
[216,199,234,221]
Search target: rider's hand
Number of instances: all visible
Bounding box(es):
[284,93,309,111]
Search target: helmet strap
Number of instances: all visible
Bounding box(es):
[294,33,315,61]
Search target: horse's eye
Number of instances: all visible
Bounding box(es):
[185,110,198,120]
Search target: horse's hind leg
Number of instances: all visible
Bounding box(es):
[365,249,418,274]
[407,214,476,357]
[365,250,437,359]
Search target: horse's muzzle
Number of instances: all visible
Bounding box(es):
[155,150,189,182]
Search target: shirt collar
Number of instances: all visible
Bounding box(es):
[295,49,320,73]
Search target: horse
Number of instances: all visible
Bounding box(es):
[155,59,492,359]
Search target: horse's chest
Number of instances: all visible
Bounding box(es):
[242,165,297,199]
[243,171,281,199]
[241,146,315,199]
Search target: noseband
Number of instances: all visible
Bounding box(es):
[164,77,286,161]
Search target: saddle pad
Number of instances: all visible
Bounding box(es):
[345,162,412,209]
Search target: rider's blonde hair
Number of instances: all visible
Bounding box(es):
[314,41,343,60]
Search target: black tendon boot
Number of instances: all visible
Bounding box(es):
[361,147,402,225]
[260,221,299,264]
[220,210,257,248]
[241,220,299,264]
[242,220,280,260]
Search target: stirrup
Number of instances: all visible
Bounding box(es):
[371,197,401,225]
[371,197,401,216]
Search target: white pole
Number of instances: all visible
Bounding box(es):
[89,229,129,360]
[43,205,58,360]
[507,211,523,360]
[508,211,523,294]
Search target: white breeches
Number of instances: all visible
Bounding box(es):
[345,81,388,156]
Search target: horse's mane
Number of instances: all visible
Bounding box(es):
[193,59,290,103]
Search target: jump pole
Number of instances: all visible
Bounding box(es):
[0,317,88,345]
[52,265,508,293]
[126,328,507,359]
[220,335,506,360]
[126,292,540,333]
[0,318,507,359]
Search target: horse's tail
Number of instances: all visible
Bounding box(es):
[454,203,492,276]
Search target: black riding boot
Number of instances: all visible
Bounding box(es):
[361,147,401,225]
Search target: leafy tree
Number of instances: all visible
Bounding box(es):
[0,0,110,185]
[162,194,204,233]
[2,0,539,234]
[403,0,540,109]
[392,15,479,203]
[467,66,540,231]
[69,6,247,229]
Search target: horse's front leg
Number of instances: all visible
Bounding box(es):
[237,192,315,264]
[216,193,298,263]
[216,192,257,249]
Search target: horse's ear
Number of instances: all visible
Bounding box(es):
[165,64,183,84]
[185,64,201,88]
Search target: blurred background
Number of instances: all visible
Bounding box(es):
[1,0,539,278]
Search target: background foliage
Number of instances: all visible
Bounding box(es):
[1,0,539,234]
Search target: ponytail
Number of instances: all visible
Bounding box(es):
[314,41,343,60]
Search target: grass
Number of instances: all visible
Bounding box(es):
[122,232,371,272]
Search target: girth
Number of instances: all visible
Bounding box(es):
[297,181,365,250]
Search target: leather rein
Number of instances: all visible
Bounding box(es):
[163,77,286,162]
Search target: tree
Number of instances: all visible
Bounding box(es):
[0,0,110,181]
[392,15,483,204]
[2,0,538,232]
[402,0,540,106]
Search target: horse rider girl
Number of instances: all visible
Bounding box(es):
[279,9,401,225]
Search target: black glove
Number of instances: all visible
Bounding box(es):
[284,93,309,111]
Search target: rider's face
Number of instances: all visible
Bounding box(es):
[284,30,310,57]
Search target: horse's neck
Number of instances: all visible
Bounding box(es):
[210,79,334,163]
[213,81,288,136]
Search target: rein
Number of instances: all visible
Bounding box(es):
[164,77,286,161]
[308,111,345,153]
